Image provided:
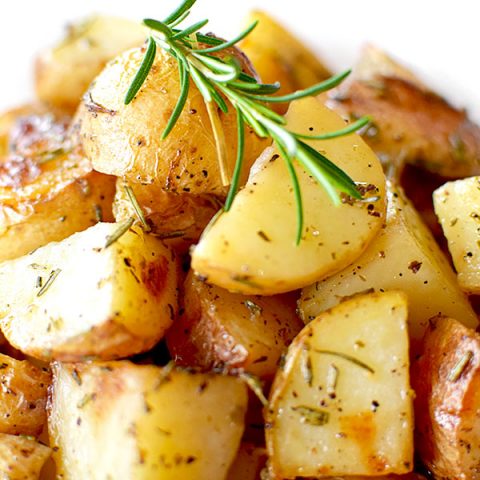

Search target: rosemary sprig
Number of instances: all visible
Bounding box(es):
[125,0,370,244]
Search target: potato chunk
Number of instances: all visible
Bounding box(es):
[226,443,266,480]
[113,179,220,250]
[266,291,413,478]
[49,361,247,480]
[0,152,115,263]
[0,353,50,436]
[0,433,51,480]
[35,16,146,112]
[167,272,303,378]
[0,222,178,361]
[299,182,477,356]
[79,46,267,197]
[239,11,331,113]
[434,177,480,294]
[412,316,480,480]
[326,45,480,178]
[192,97,386,295]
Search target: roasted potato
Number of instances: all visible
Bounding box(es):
[266,291,414,478]
[412,316,480,480]
[113,179,220,250]
[0,433,51,480]
[167,271,303,378]
[326,45,480,178]
[49,361,247,480]
[78,45,268,197]
[192,97,386,295]
[239,11,331,113]
[0,222,178,361]
[299,182,477,356]
[0,109,116,262]
[35,16,146,112]
[434,176,480,294]
[0,353,50,436]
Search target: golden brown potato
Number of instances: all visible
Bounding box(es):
[78,45,268,196]
[49,361,247,480]
[0,151,115,262]
[192,97,386,295]
[299,182,477,357]
[326,45,480,178]
[239,11,331,113]
[0,353,50,436]
[35,16,146,112]
[412,316,480,480]
[434,177,480,294]
[167,272,303,378]
[267,291,414,478]
[113,179,220,250]
[0,223,178,361]
[0,433,51,480]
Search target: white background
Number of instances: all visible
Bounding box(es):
[0,0,479,121]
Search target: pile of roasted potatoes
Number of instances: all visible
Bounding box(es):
[1,9,480,480]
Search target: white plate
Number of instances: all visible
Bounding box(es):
[0,0,479,121]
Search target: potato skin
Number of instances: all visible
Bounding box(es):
[412,316,480,480]
[167,271,303,378]
[35,16,146,112]
[79,46,268,196]
[0,353,50,436]
[113,179,220,250]
[326,48,480,178]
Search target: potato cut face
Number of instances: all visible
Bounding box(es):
[0,433,51,480]
[0,222,178,361]
[413,316,480,480]
[79,46,267,196]
[434,177,480,294]
[35,16,146,112]
[239,11,331,113]
[267,291,413,478]
[167,272,303,378]
[0,353,50,436]
[300,182,477,356]
[192,97,386,295]
[49,362,247,480]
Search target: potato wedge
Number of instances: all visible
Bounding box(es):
[0,222,178,361]
[299,182,477,356]
[412,316,480,480]
[0,433,51,480]
[0,353,50,436]
[239,11,331,113]
[113,179,220,250]
[167,272,303,378]
[266,291,413,478]
[433,177,480,294]
[0,152,115,263]
[79,46,267,197]
[35,16,146,112]
[49,361,247,480]
[326,45,480,178]
[192,97,386,295]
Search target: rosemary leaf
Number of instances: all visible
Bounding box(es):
[224,110,245,211]
[171,19,209,40]
[163,0,196,26]
[448,350,474,382]
[124,36,157,105]
[291,405,329,426]
[104,218,135,249]
[124,185,150,231]
[312,349,375,374]
[37,269,61,297]
[239,372,268,407]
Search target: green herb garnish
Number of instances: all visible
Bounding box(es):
[125,0,370,244]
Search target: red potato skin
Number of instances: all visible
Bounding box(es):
[412,315,480,480]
